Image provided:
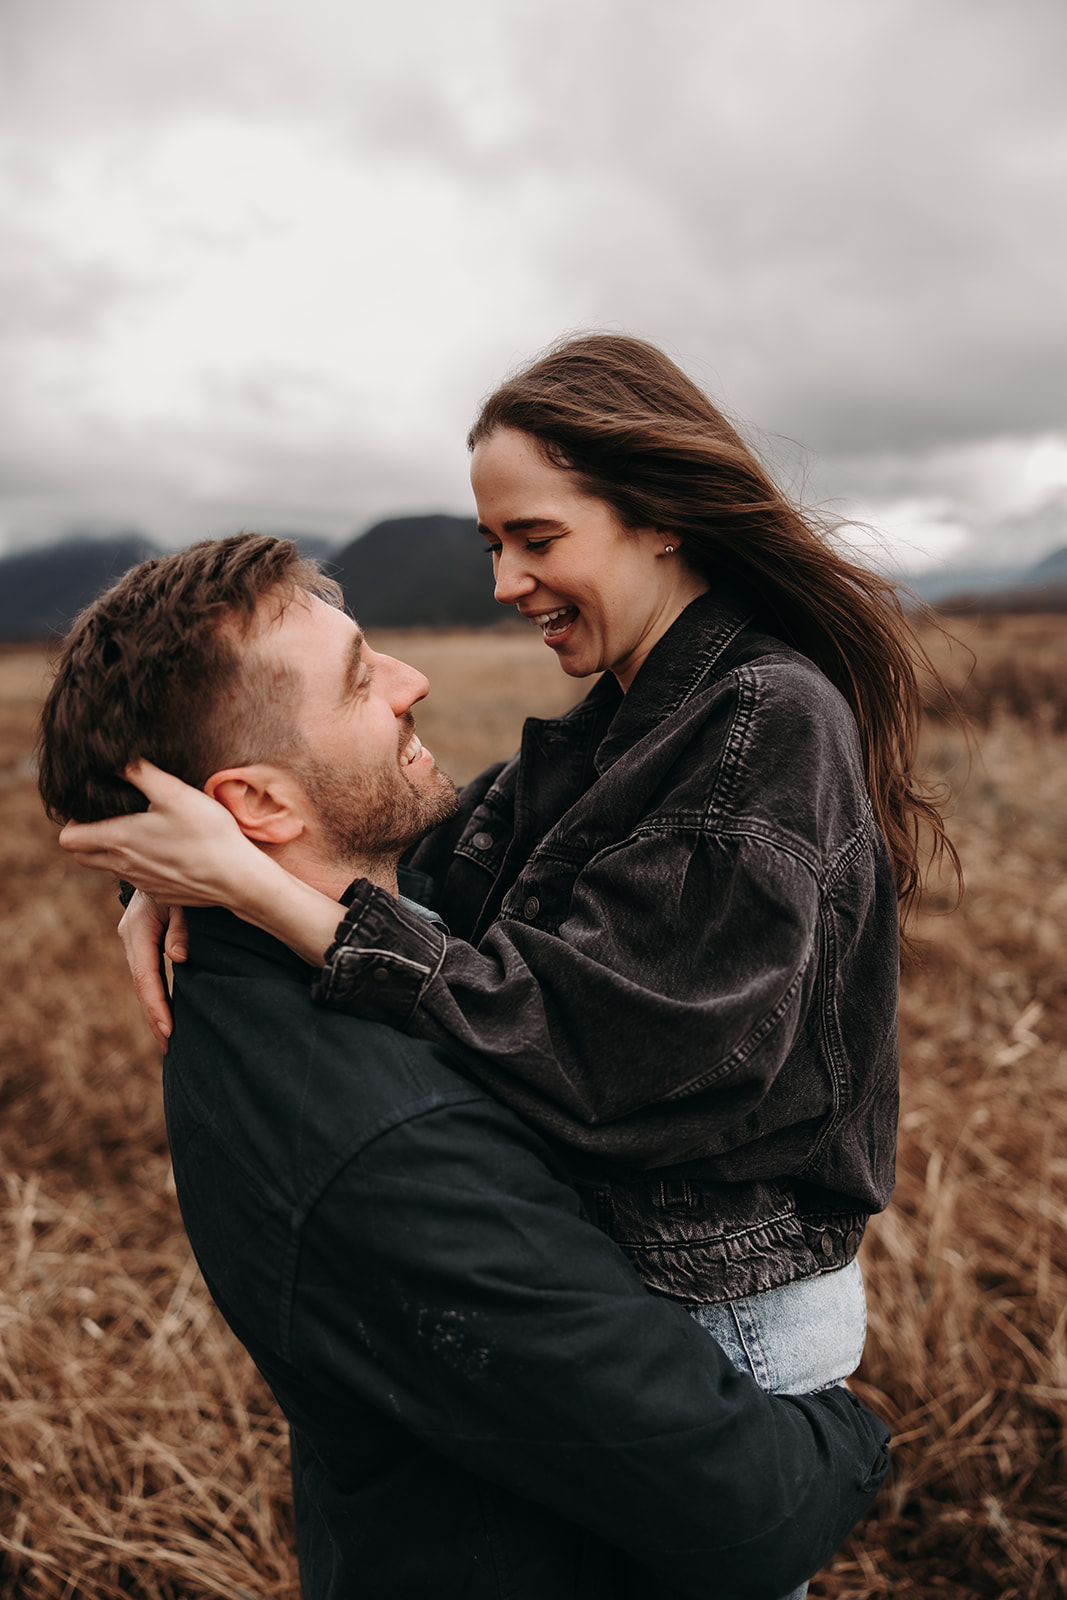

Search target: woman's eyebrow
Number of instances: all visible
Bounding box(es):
[478,516,564,536]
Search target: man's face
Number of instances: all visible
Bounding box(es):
[251,592,458,866]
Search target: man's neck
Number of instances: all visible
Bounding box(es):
[268,841,401,902]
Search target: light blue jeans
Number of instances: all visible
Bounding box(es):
[688,1259,867,1600]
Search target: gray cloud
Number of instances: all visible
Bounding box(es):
[0,0,1064,566]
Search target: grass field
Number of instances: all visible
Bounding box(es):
[1,616,1065,1598]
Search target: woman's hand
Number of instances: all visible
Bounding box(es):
[119,891,188,1048]
[60,758,347,971]
[59,760,262,909]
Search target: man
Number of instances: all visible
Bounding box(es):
[40,535,889,1599]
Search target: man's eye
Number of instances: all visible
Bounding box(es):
[482,544,501,557]
[526,538,554,552]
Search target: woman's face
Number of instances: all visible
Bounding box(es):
[471,429,708,690]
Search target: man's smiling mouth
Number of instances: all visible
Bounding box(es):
[399,732,424,767]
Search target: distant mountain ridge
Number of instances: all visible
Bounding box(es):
[1031,545,1067,580]
[325,514,500,627]
[0,534,162,642]
[909,544,1067,614]
[0,516,500,639]
[2,524,1065,641]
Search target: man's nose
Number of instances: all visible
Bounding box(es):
[383,656,430,713]
[493,549,537,607]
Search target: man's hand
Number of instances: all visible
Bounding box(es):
[119,891,187,1048]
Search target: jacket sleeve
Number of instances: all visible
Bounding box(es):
[293,1085,890,1599]
[311,823,839,1164]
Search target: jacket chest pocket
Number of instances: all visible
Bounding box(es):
[453,806,510,876]
[501,855,586,934]
[431,808,514,942]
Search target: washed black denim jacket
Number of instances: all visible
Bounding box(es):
[313,587,901,1305]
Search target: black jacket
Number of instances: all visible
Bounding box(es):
[167,905,889,1599]
[313,588,901,1303]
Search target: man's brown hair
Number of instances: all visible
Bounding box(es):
[37,534,342,824]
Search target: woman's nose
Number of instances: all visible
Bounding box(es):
[492,549,537,606]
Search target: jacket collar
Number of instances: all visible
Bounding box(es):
[592,584,754,775]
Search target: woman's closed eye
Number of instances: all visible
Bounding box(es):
[480,535,560,557]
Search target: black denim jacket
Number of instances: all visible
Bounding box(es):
[314,588,901,1304]
[169,908,890,1600]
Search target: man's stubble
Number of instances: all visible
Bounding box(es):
[296,746,459,870]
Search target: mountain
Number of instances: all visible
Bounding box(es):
[327,514,503,627]
[903,564,1033,605]
[4,519,1064,643]
[922,545,1067,615]
[0,533,163,641]
[0,516,504,639]
[1029,545,1067,581]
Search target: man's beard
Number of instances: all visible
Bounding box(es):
[295,747,458,866]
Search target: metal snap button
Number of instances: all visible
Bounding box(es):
[523,896,540,920]
[845,1230,860,1254]
[372,966,390,983]
[820,1232,835,1257]
[471,831,493,850]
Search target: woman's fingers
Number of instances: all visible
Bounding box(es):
[56,758,299,928]
[118,891,175,1048]
[122,758,203,807]
[164,903,190,964]
[59,817,132,868]
[57,766,250,905]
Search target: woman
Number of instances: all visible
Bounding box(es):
[65,336,953,1588]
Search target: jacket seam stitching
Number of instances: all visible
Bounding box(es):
[659,941,816,1097]
[706,667,756,822]
[626,817,825,878]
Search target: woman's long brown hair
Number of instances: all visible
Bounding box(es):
[469,332,960,935]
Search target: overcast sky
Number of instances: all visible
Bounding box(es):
[2,0,1065,572]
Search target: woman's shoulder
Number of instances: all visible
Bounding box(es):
[732,639,854,722]
[650,591,851,730]
[695,641,874,845]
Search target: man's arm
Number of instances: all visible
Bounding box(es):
[291,1081,889,1599]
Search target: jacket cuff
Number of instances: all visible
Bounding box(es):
[312,879,446,1025]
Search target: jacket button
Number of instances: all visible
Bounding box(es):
[472,831,493,850]
[820,1232,835,1257]
[372,966,390,983]
[523,896,540,920]
[846,1230,860,1255]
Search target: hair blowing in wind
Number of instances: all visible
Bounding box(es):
[469,332,962,933]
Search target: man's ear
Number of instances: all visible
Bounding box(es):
[203,765,307,846]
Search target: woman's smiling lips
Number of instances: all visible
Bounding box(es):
[527,605,579,641]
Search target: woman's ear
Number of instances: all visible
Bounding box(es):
[203,766,306,845]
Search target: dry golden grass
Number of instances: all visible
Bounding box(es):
[1,620,1065,1598]
[918,614,1067,736]
[365,625,587,784]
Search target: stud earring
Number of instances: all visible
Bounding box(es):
[663,544,675,555]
